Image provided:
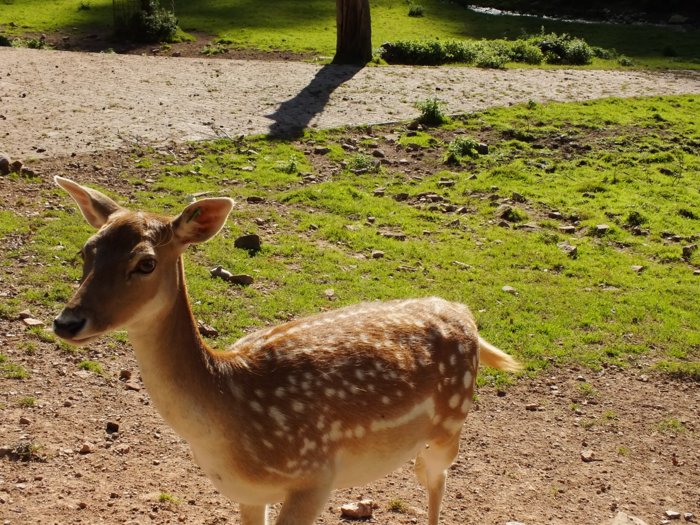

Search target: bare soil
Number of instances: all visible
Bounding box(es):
[1,47,699,525]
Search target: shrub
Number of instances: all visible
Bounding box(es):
[117,0,178,43]
[510,41,544,65]
[475,47,507,69]
[618,55,634,67]
[347,153,379,173]
[529,31,594,65]
[444,136,479,164]
[407,4,424,17]
[415,97,448,126]
[0,35,13,47]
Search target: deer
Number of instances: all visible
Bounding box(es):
[52,176,521,525]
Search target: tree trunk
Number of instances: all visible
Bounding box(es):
[333,0,372,65]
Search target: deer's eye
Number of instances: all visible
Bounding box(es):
[135,258,157,274]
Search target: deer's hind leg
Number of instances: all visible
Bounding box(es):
[415,431,462,525]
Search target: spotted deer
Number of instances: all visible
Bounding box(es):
[52,176,520,525]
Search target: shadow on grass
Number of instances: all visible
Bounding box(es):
[267,64,363,139]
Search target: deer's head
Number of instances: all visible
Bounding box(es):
[53,177,233,344]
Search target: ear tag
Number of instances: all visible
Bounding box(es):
[187,207,202,223]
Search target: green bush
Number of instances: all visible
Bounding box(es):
[407,4,424,17]
[117,0,179,43]
[527,31,594,65]
[510,41,544,65]
[444,136,479,164]
[415,97,448,126]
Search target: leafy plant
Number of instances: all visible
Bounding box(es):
[444,136,479,164]
[415,97,447,126]
[388,499,410,513]
[346,153,378,173]
[116,0,179,43]
[407,4,424,17]
[656,417,685,434]
[18,396,36,408]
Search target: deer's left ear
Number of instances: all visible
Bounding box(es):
[172,198,234,245]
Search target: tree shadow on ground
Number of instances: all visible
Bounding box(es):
[267,64,363,139]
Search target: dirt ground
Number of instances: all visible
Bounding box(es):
[2,47,699,162]
[0,45,699,525]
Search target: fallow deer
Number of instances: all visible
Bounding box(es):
[52,176,520,525]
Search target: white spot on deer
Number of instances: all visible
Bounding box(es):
[269,406,287,428]
[300,438,317,455]
[249,400,263,413]
[369,397,434,432]
[286,459,299,470]
[329,421,343,441]
[461,397,472,413]
[439,362,446,374]
[396,390,403,397]
[275,387,286,398]
[325,388,336,398]
[301,381,311,391]
[254,388,265,398]
[354,426,366,439]
[263,439,273,449]
[381,395,391,405]
[449,354,457,366]
[337,390,347,400]
[292,400,304,413]
[442,417,464,432]
[462,370,473,388]
[448,394,461,409]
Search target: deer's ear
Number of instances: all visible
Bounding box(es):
[55,176,124,229]
[172,198,234,245]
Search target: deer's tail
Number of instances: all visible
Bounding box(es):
[478,337,522,372]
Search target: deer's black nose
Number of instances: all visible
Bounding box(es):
[53,316,86,338]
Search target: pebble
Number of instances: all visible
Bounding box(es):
[580,449,596,462]
[502,285,517,294]
[664,510,681,520]
[340,499,374,519]
[371,250,384,259]
[19,417,31,425]
[234,234,262,252]
[79,442,95,454]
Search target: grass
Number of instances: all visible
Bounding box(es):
[656,417,686,434]
[0,0,697,67]
[1,354,29,379]
[3,95,699,384]
[78,360,105,376]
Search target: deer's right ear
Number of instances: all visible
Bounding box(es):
[55,176,123,229]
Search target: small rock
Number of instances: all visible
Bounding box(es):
[313,146,331,155]
[324,289,336,300]
[373,188,386,197]
[246,195,264,204]
[437,179,455,188]
[371,250,385,259]
[379,231,407,241]
[580,449,596,462]
[664,511,681,520]
[557,241,578,258]
[681,244,697,260]
[371,149,386,158]
[0,152,10,175]
[119,370,132,381]
[558,225,576,234]
[234,234,262,252]
[124,381,141,391]
[18,309,32,320]
[525,403,541,411]
[197,320,219,337]
[210,266,234,281]
[593,224,610,235]
[10,160,23,173]
[502,285,517,295]
[106,422,120,434]
[22,317,45,327]
[19,417,31,425]
[78,502,87,509]
[476,143,489,155]
[340,499,374,520]
[366,216,376,224]
[548,211,564,220]
[114,444,131,455]
[511,192,526,203]
[609,511,650,525]
[694,269,700,276]
[229,274,254,286]
[630,265,645,273]
[684,513,694,522]
[393,192,409,202]
[506,522,526,525]
[79,442,95,454]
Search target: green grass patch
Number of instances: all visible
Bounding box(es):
[78,360,105,375]
[12,95,700,380]
[0,354,29,379]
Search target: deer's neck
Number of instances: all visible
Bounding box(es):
[126,257,222,440]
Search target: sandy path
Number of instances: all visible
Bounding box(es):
[1,47,699,159]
